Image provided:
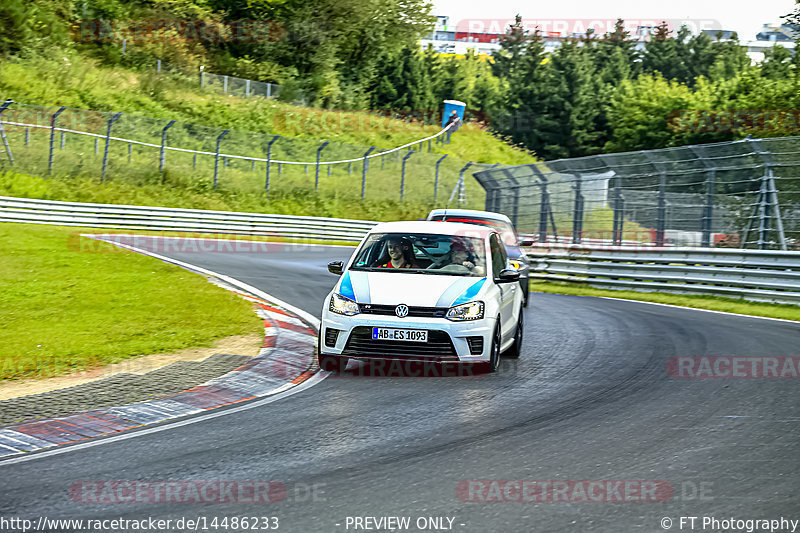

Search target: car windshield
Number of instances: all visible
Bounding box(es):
[350,233,486,277]
[429,215,518,247]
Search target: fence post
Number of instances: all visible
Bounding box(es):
[24,129,29,146]
[267,83,272,99]
[213,129,229,189]
[767,169,788,251]
[612,175,624,245]
[265,134,280,191]
[361,146,376,199]
[757,175,769,249]
[401,151,416,200]
[316,141,329,190]
[656,171,666,246]
[0,100,15,166]
[537,180,550,243]
[157,59,161,72]
[200,66,205,88]
[449,162,473,205]
[747,138,787,250]
[572,174,584,244]
[101,112,123,182]
[499,170,520,227]
[159,120,176,174]
[245,79,250,98]
[60,132,65,149]
[128,143,132,163]
[48,106,67,175]
[688,145,716,248]
[434,154,448,203]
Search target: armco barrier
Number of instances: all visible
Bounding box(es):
[0,196,378,242]
[525,244,800,305]
[3,196,799,304]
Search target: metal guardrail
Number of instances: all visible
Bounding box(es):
[3,196,799,305]
[0,196,377,242]
[525,244,800,305]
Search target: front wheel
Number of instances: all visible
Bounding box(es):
[488,323,502,373]
[505,306,524,359]
[521,278,530,308]
[319,354,348,373]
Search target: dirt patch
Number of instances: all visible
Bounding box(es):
[0,334,262,401]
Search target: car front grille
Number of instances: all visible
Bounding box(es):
[342,326,458,361]
[358,304,448,318]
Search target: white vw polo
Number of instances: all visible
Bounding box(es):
[319,221,524,373]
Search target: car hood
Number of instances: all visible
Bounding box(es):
[337,270,487,308]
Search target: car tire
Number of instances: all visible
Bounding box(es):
[488,322,502,373]
[317,335,348,373]
[319,354,348,373]
[521,278,529,308]
[505,305,524,359]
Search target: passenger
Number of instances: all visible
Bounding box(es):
[378,236,420,269]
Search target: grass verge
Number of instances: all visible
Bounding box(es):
[530,280,800,322]
[0,223,264,380]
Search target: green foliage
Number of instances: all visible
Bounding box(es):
[0,0,72,56]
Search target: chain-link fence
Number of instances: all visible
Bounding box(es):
[474,137,800,249]
[200,70,282,100]
[0,100,496,209]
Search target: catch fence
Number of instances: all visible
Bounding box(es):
[474,137,800,249]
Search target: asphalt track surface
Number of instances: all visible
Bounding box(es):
[2,241,799,532]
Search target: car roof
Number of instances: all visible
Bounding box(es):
[427,208,513,225]
[369,220,496,238]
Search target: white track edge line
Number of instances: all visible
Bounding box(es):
[533,292,799,324]
[0,372,326,466]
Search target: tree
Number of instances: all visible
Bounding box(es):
[761,44,794,79]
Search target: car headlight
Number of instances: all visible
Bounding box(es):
[446,301,484,321]
[329,293,360,316]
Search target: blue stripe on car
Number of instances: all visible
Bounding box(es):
[451,278,486,306]
[349,271,371,303]
[339,271,355,300]
[435,277,486,307]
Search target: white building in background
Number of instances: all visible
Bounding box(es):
[743,23,796,63]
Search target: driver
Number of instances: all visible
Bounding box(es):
[378,236,420,269]
[430,239,485,275]
[448,240,483,273]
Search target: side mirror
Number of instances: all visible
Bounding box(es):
[327,261,344,275]
[518,236,534,247]
[495,268,520,283]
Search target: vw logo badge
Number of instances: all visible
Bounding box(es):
[395,304,409,318]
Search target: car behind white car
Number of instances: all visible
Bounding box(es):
[319,221,524,373]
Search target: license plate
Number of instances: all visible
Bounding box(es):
[372,328,428,342]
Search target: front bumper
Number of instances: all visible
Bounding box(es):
[320,310,495,363]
